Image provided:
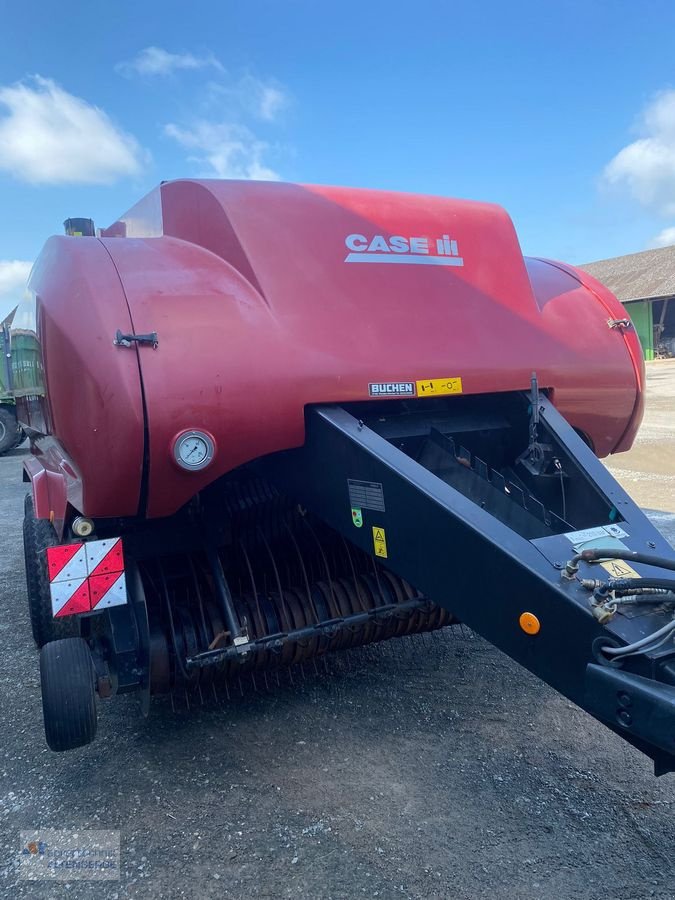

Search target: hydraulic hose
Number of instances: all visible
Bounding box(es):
[573,548,675,572]
[592,579,675,607]
[610,594,675,605]
[607,577,675,593]
[602,617,675,657]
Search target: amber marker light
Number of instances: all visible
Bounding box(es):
[519,612,541,635]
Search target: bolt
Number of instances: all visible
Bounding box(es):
[617,709,632,727]
[617,691,632,708]
[648,541,656,549]
[553,561,563,570]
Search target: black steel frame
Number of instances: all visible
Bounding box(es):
[263,397,675,774]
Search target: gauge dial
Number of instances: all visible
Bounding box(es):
[172,431,215,471]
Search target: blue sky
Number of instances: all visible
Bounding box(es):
[2,0,675,316]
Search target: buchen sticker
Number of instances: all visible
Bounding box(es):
[369,382,415,397]
[372,526,388,558]
[416,377,463,397]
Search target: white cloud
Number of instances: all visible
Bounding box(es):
[117,46,224,77]
[117,51,288,121]
[257,84,287,122]
[604,90,675,215]
[650,226,675,248]
[0,260,31,322]
[138,58,291,179]
[164,121,280,180]
[0,76,145,185]
[207,75,289,122]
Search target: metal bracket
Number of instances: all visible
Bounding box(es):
[517,372,554,476]
[607,318,632,330]
[585,663,675,769]
[114,329,158,349]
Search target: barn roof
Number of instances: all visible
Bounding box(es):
[579,244,675,302]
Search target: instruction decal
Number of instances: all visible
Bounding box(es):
[372,527,388,558]
[351,507,363,528]
[599,559,641,579]
[564,524,629,547]
[604,524,629,539]
[415,377,463,397]
[348,479,386,512]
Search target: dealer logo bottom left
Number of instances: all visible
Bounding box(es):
[20,830,120,880]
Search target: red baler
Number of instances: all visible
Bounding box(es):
[13,180,675,773]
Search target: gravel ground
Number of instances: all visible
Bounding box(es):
[1,365,675,899]
[605,359,675,514]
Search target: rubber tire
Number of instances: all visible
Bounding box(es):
[0,406,21,454]
[40,638,97,751]
[11,427,26,450]
[23,494,80,647]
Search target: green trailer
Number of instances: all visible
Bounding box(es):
[0,313,25,454]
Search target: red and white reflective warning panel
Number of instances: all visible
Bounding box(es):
[47,538,127,618]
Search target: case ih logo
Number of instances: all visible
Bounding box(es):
[344,233,464,267]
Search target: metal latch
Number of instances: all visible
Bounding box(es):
[607,318,632,330]
[114,329,158,349]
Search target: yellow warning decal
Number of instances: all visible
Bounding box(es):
[416,377,463,397]
[599,559,641,579]
[372,526,388,558]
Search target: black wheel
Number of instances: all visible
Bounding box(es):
[23,493,79,647]
[0,406,21,454]
[11,426,26,450]
[40,638,97,751]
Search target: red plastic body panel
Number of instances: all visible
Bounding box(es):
[19,180,643,520]
[532,258,645,453]
[15,236,145,518]
[24,454,67,535]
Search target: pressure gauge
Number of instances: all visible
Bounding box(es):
[172,430,215,471]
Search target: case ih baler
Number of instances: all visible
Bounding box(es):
[13,180,675,772]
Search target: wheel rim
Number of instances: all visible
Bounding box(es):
[0,419,6,444]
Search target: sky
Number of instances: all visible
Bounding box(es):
[2,0,675,318]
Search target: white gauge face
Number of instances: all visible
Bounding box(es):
[173,431,215,471]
